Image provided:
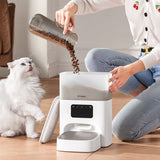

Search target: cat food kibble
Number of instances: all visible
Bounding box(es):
[29,14,80,74]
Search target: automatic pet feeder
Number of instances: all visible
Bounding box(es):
[29,14,112,152]
[39,72,112,152]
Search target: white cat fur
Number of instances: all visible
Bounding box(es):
[0,57,45,138]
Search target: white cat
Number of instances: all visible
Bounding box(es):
[0,57,45,138]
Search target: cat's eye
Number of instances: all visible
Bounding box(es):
[21,63,26,66]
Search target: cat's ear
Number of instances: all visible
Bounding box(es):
[7,62,14,69]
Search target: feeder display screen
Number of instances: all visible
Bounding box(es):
[71,105,93,118]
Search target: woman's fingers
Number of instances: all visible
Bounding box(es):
[55,11,60,23]
[109,67,118,82]
[109,65,133,92]
[56,10,65,25]
[110,68,118,74]
[55,2,77,34]
[63,15,70,34]
[109,74,118,82]
[61,12,65,25]
[69,16,75,32]
[109,80,122,92]
[56,10,74,34]
[109,67,122,92]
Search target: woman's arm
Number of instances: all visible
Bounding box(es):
[140,44,160,69]
[109,60,145,92]
[56,0,125,34]
[70,0,125,15]
[109,43,160,92]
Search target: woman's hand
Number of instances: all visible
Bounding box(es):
[109,66,132,92]
[109,60,145,92]
[56,2,78,34]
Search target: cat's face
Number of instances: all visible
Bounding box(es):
[7,57,38,77]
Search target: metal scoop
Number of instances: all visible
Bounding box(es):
[29,14,78,47]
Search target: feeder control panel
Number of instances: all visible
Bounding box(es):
[71,105,93,118]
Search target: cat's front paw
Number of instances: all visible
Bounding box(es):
[27,132,39,138]
[1,130,16,137]
[35,111,45,121]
